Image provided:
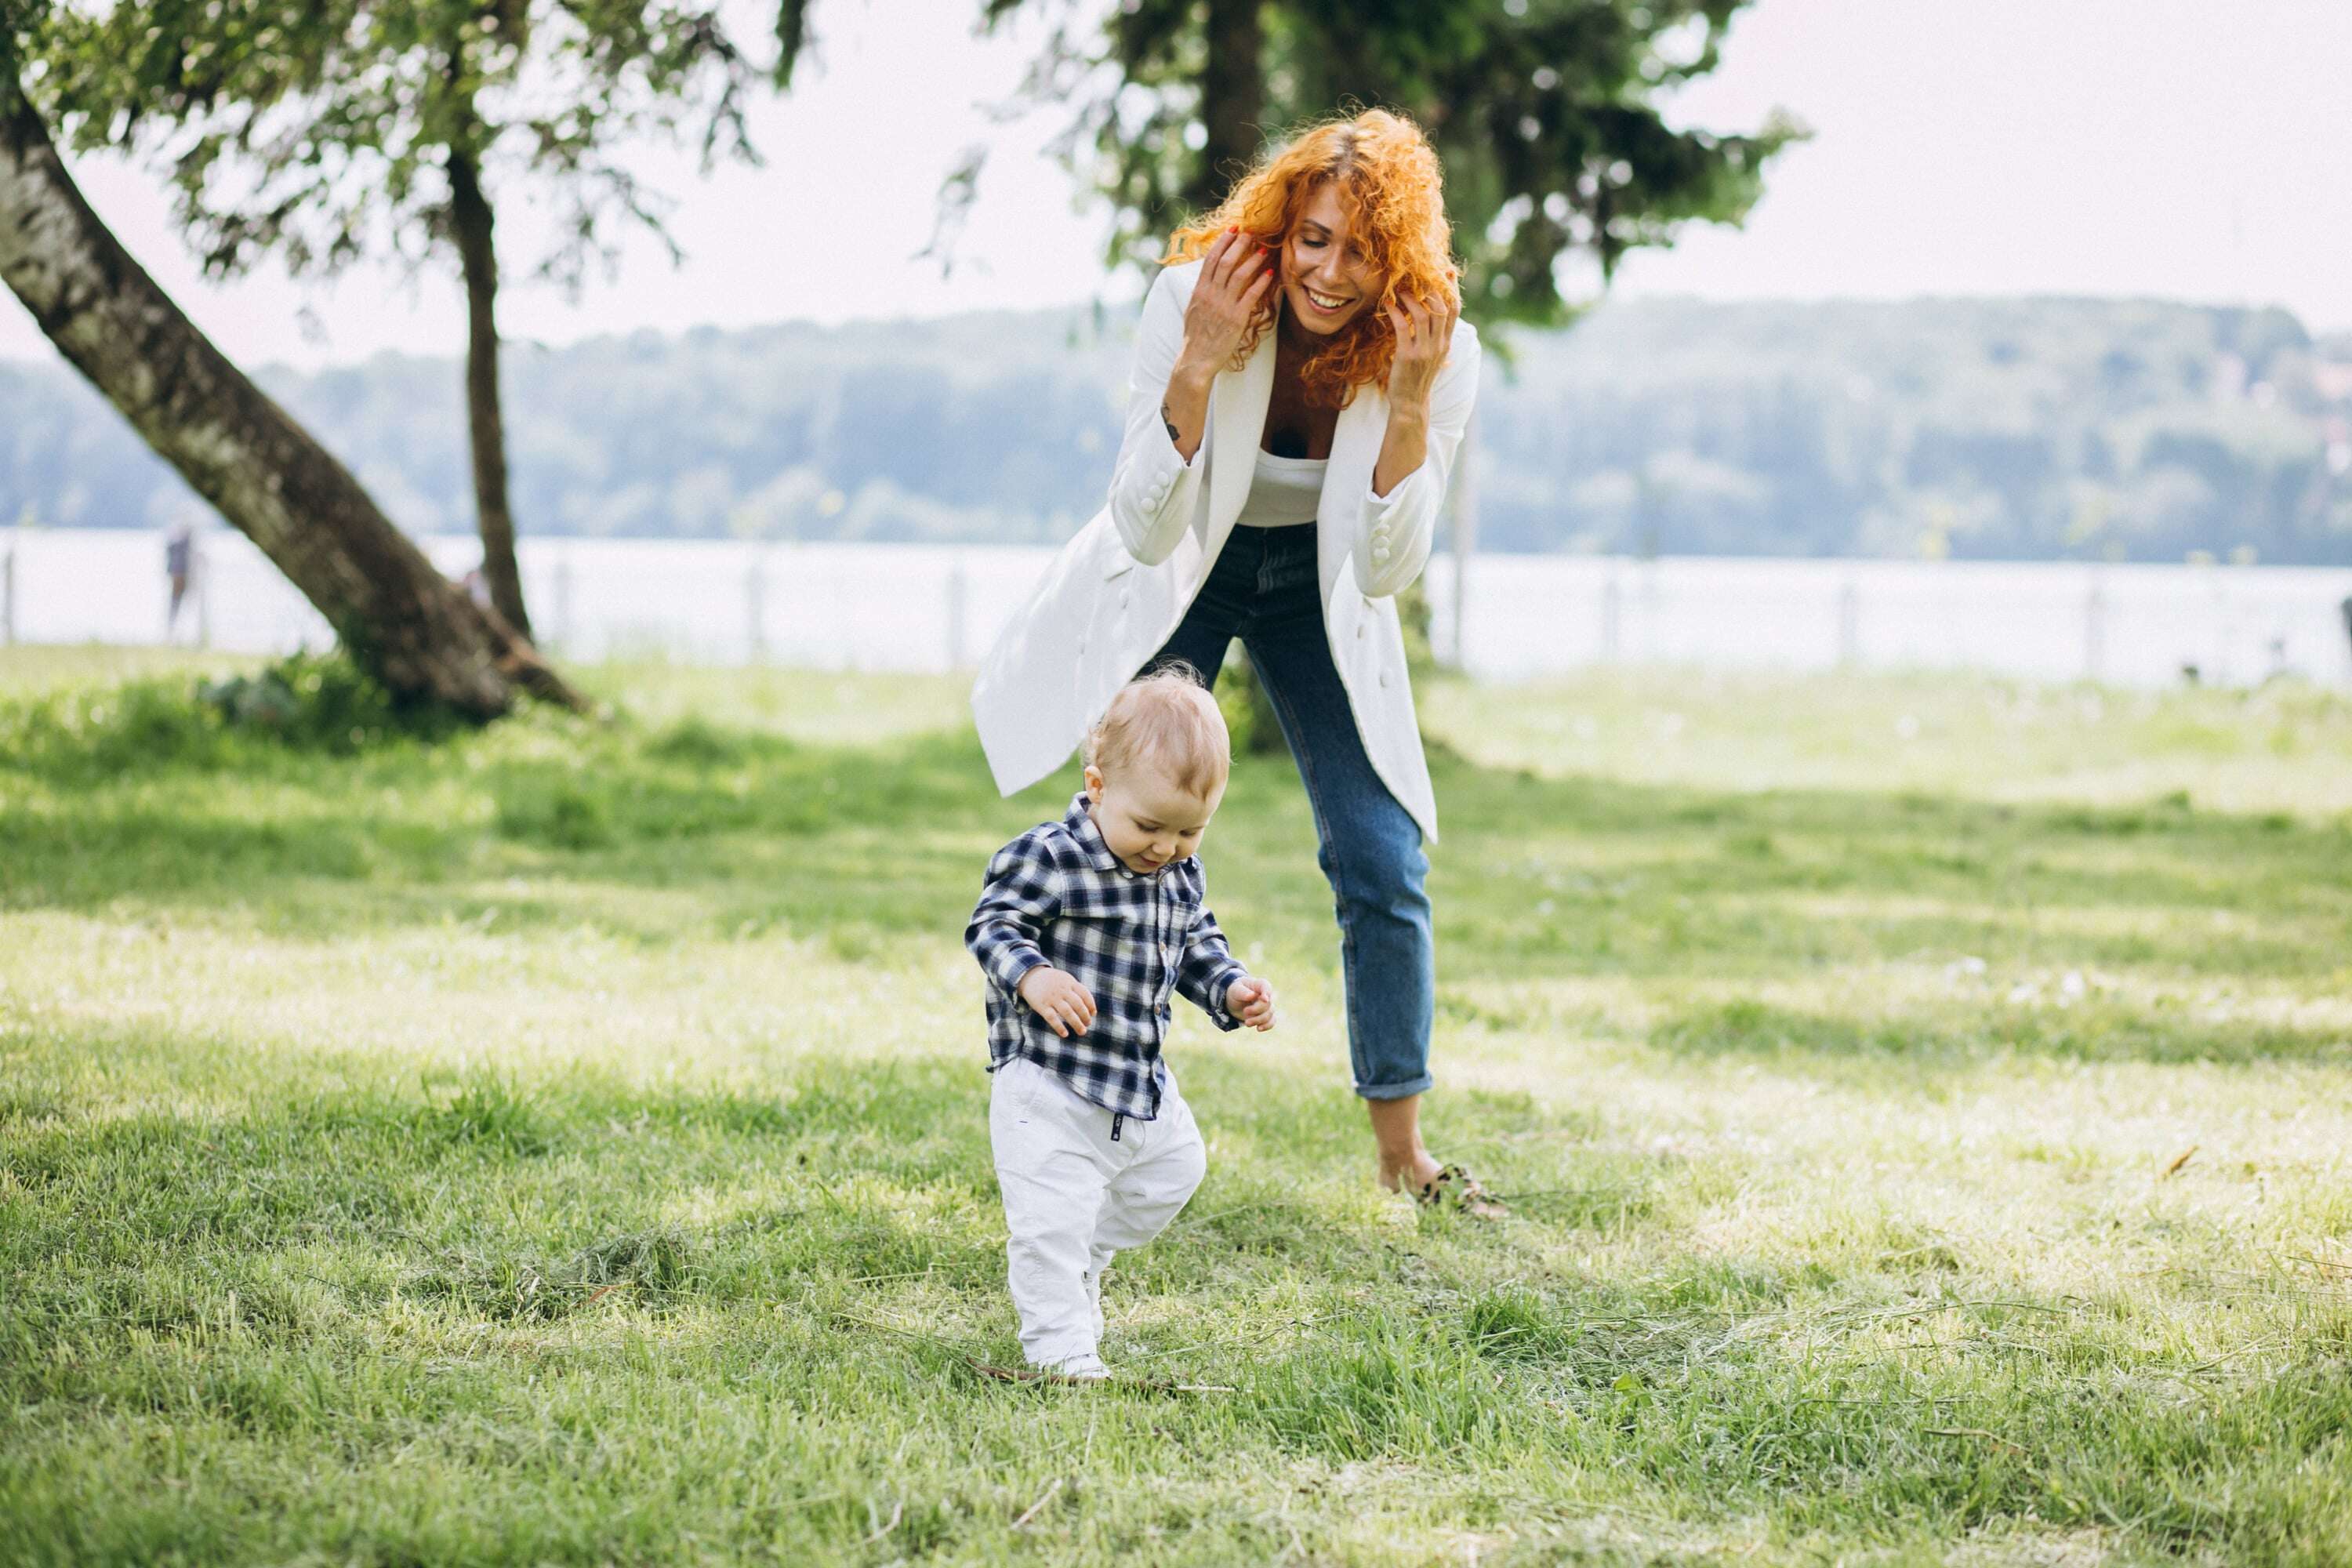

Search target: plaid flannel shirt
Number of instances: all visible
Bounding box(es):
[967,793,1251,1123]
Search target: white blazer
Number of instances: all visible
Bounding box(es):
[971,257,1482,844]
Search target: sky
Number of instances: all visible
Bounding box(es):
[4,0,2348,370]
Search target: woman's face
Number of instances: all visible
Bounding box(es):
[1278,181,1383,337]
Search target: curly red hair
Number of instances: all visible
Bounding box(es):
[1163,108,1457,410]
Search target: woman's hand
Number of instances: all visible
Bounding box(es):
[1158,228,1270,462]
[1381,285,1461,414]
[1178,227,1274,375]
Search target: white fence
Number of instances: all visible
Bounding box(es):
[7,527,2351,688]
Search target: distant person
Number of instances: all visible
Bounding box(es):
[163,522,198,641]
[972,109,1498,1215]
[967,670,1275,1381]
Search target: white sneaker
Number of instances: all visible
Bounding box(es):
[1045,1352,1110,1381]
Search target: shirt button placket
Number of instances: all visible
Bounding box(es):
[1159,879,1176,1004]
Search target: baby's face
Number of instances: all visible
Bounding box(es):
[1083,763,1225,876]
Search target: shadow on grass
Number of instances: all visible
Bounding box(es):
[10,1025,2352,1564]
[7,699,2350,971]
[9,678,2352,1103]
[0,1028,1624,1356]
[1236,1290,2352,1561]
[1653,996,2352,1069]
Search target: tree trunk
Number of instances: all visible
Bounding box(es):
[446,142,532,641]
[1182,0,1283,750]
[0,78,580,717]
[1185,0,1264,212]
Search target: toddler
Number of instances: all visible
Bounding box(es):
[965,667,1276,1379]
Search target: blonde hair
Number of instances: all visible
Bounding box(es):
[1163,107,1457,411]
[1085,665,1231,797]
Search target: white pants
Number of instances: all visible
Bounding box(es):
[989,1054,1207,1370]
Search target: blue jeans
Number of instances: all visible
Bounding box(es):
[1145,524,1436,1101]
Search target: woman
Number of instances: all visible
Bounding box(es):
[972,108,1494,1213]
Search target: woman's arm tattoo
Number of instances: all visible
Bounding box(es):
[1162,399,1180,445]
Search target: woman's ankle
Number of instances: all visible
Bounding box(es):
[1377,1149,1443,1191]
[1365,1093,1439,1190]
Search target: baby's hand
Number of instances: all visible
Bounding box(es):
[1227,976,1276,1032]
[1018,967,1096,1038]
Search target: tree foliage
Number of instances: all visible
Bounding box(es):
[32,0,809,291]
[25,0,813,639]
[967,0,1802,328]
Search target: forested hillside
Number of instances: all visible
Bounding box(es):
[9,296,2350,562]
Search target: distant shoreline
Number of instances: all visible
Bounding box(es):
[9,294,2350,566]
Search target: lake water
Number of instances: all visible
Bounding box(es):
[9,528,2351,689]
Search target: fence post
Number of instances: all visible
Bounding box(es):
[1637,557,1662,662]
[2084,570,2106,683]
[746,550,768,664]
[1835,577,1860,667]
[2208,557,2230,686]
[1599,565,1621,662]
[945,556,969,670]
[191,538,211,650]
[552,551,574,656]
[1447,405,1480,670]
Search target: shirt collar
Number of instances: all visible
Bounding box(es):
[1065,791,1127,876]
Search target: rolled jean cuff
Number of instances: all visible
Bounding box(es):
[1353,1071,1434,1102]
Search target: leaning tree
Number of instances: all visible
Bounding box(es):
[33,0,815,640]
[0,34,578,716]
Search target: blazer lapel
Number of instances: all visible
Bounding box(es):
[1316,383,1387,600]
[1204,329,1277,565]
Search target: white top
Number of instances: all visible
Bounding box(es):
[1232,448,1327,528]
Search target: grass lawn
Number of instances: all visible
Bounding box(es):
[3,648,2350,1566]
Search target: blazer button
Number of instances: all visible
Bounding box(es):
[1379,669,1392,688]
[1119,590,1131,608]
[1373,546,1392,564]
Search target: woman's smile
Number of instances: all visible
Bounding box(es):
[1281,269,1372,334]
[1277,180,1381,336]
